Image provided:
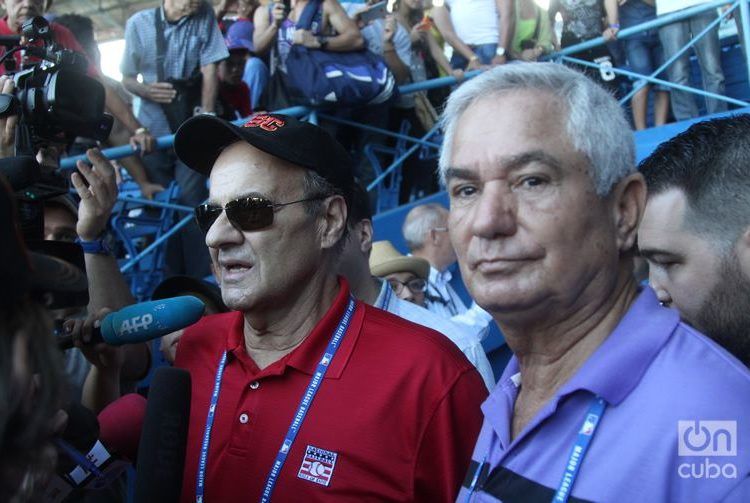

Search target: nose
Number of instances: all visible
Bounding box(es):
[396,287,416,303]
[470,184,517,239]
[205,209,244,250]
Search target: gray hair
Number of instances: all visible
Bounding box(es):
[438,63,635,196]
[402,203,448,251]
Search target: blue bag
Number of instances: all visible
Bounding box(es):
[284,0,398,107]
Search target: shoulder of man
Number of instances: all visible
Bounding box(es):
[359,302,479,375]
[175,311,241,365]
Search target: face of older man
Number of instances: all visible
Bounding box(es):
[204,142,327,312]
[445,90,622,317]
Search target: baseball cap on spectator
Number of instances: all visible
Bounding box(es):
[174,113,355,203]
[225,19,254,52]
[369,240,430,280]
[0,177,88,309]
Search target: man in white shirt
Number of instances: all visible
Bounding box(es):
[432,0,513,69]
[402,203,469,317]
[338,189,495,389]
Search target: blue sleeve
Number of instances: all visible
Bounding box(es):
[121,13,143,77]
[199,6,230,67]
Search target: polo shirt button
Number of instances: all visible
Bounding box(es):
[249,381,260,390]
[239,413,249,424]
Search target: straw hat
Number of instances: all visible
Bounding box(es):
[369,241,430,280]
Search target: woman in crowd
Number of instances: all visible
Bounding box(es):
[549,0,621,93]
[510,0,556,62]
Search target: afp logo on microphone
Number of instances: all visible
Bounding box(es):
[118,314,154,335]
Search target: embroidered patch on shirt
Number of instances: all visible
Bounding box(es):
[297,445,338,487]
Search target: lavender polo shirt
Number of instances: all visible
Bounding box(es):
[457,287,750,502]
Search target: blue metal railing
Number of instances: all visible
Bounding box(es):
[65,0,749,275]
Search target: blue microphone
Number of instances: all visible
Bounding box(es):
[58,296,206,350]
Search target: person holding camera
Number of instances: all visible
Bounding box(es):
[121,0,228,278]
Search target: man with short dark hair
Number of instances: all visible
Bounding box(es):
[442,63,750,501]
[171,113,486,501]
[638,115,750,367]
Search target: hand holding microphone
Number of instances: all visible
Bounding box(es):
[59,295,206,351]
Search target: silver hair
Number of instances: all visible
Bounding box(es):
[438,63,636,196]
[402,203,448,251]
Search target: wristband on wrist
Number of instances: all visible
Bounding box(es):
[76,236,112,256]
[134,127,149,135]
[609,23,620,29]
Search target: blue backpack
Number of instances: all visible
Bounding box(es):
[284,0,398,107]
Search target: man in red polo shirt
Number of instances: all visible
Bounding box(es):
[0,0,155,153]
[172,113,487,501]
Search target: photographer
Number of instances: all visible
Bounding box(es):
[0,74,151,414]
[121,0,228,278]
[0,0,156,156]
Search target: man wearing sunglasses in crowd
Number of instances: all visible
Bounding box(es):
[170,113,487,501]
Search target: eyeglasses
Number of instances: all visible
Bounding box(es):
[194,194,327,233]
[387,277,427,294]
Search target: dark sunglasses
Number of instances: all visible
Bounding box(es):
[195,194,327,233]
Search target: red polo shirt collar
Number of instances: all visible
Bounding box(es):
[224,276,364,379]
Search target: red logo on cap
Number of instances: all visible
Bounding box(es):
[243,114,285,132]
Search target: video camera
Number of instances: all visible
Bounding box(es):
[0,16,108,309]
[0,16,113,152]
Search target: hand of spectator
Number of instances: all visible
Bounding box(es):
[271,1,288,27]
[491,54,507,66]
[159,329,184,365]
[451,68,465,81]
[466,56,482,71]
[129,128,156,155]
[138,180,166,200]
[72,148,118,241]
[409,24,426,44]
[0,76,17,159]
[64,308,126,371]
[520,47,544,61]
[602,26,619,41]
[145,82,177,104]
[294,29,321,48]
[383,15,396,43]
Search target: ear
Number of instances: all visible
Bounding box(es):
[359,219,374,254]
[610,172,647,252]
[737,227,750,280]
[318,195,348,250]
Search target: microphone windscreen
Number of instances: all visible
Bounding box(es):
[100,295,205,345]
[98,393,147,463]
[134,367,191,503]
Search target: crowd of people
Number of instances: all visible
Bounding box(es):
[1,0,750,501]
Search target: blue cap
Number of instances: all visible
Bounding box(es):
[225,19,254,52]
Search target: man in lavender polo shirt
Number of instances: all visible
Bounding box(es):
[440,63,750,502]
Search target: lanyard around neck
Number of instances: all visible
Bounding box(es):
[195,297,357,503]
[463,395,607,503]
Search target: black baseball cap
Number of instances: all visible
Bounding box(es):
[174,113,354,199]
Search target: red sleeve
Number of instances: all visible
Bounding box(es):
[51,23,101,78]
[413,368,487,502]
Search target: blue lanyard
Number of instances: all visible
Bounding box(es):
[552,396,607,502]
[462,395,606,503]
[195,297,357,503]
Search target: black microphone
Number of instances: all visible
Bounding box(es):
[0,35,21,46]
[57,296,205,350]
[134,367,191,503]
